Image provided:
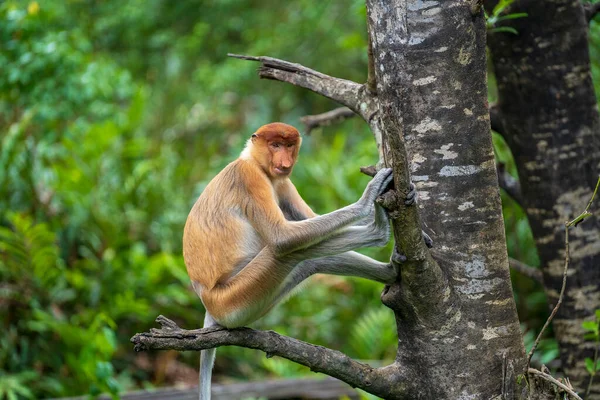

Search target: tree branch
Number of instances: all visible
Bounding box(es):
[300,107,356,134]
[584,2,600,22]
[228,54,376,121]
[131,315,397,397]
[528,368,583,400]
[508,257,543,284]
[527,227,571,369]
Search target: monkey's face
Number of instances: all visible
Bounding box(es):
[267,140,298,177]
[252,123,302,179]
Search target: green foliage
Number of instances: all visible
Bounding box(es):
[485,0,527,35]
[348,308,397,361]
[0,0,391,397]
[582,311,600,375]
[0,0,586,397]
[522,327,560,366]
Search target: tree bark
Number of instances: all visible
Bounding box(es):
[485,1,600,396]
[364,1,526,398]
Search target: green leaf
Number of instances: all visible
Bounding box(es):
[490,26,519,35]
[582,320,599,333]
[493,0,515,15]
[496,12,528,22]
[585,357,597,375]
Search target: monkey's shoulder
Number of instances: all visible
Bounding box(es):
[206,159,271,195]
[191,159,276,226]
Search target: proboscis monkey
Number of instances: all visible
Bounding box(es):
[183,122,416,400]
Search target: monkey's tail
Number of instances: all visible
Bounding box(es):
[200,313,216,400]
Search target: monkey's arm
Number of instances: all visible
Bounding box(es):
[244,167,393,256]
[274,182,391,255]
[277,179,318,221]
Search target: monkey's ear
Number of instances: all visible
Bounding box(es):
[251,133,258,141]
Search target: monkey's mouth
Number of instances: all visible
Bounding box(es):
[273,167,291,176]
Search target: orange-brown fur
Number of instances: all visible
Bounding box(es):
[186,123,398,399]
[183,123,312,326]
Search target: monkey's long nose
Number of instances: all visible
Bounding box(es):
[280,159,293,169]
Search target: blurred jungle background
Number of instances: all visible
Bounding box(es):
[1,0,599,398]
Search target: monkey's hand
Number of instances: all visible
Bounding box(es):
[356,168,393,217]
[363,202,391,247]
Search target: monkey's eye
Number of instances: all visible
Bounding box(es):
[271,143,281,149]
[287,143,294,148]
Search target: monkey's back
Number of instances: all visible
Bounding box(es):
[183,160,267,294]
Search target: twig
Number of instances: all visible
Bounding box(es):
[508,258,543,284]
[360,165,377,177]
[527,176,600,369]
[228,54,376,121]
[528,368,583,400]
[131,315,397,397]
[300,107,356,134]
[567,175,600,228]
[527,228,570,369]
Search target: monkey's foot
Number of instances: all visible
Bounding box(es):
[391,246,407,267]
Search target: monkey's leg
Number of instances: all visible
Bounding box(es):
[275,251,396,304]
[200,247,300,327]
[292,202,391,258]
[202,206,394,329]
[203,250,393,328]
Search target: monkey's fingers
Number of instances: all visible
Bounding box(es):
[404,182,417,206]
[375,168,394,197]
[422,230,433,248]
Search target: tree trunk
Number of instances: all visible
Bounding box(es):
[365,0,526,398]
[133,1,583,398]
[485,1,600,396]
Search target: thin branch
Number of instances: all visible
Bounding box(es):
[497,163,524,208]
[360,165,377,177]
[131,315,396,397]
[228,54,376,121]
[527,226,570,369]
[508,257,543,284]
[585,2,600,22]
[567,175,600,227]
[528,368,583,400]
[300,107,356,134]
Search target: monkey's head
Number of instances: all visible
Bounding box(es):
[250,122,302,178]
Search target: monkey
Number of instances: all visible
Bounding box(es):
[183,122,416,400]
